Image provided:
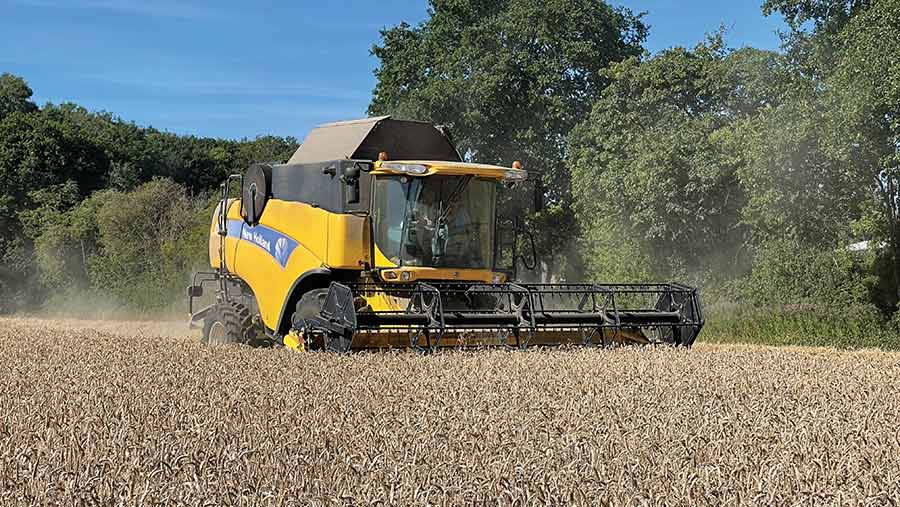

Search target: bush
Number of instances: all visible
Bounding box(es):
[700,305,895,349]
[90,179,210,311]
[699,239,896,349]
[31,179,212,314]
[737,238,874,309]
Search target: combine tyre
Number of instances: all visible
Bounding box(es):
[202,302,254,346]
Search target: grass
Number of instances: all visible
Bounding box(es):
[698,305,899,350]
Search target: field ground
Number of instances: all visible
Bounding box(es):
[1,317,898,505]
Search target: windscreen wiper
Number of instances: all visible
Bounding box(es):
[439,176,472,223]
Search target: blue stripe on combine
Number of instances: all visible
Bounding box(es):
[226,219,298,268]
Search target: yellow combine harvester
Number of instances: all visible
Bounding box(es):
[187,117,704,351]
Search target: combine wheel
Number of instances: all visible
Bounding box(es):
[202,302,254,346]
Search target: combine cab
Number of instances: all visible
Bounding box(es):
[188,116,704,351]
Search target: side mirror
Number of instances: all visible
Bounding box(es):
[187,285,203,298]
[533,180,545,212]
[516,225,538,271]
[341,163,364,205]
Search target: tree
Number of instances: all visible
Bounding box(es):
[762,0,871,31]
[42,103,299,193]
[0,73,38,121]
[0,109,107,304]
[754,0,898,314]
[0,74,297,312]
[368,0,647,279]
[568,38,785,283]
[234,135,299,169]
[737,75,872,248]
[90,179,211,310]
[823,0,900,311]
[21,182,99,290]
[26,179,213,312]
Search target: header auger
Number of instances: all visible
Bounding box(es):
[188,116,704,351]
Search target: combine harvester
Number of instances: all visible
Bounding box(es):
[187,117,704,351]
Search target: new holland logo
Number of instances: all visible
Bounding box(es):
[228,220,298,269]
[274,237,289,266]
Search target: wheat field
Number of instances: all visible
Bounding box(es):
[1,317,898,506]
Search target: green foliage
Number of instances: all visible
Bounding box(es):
[369,0,647,277]
[0,73,38,120]
[737,239,873,308]
[736,82,872,246]
[576,219,651,283]
[701,307,894,349]
[569,39,782,283]
[825,0,900,309]
[703,239,892,349]
[567,2,899,345]
[0,110,105,203]
[41,103,299,192]
[762,0,870,32]
[28,187,105,290]
[31,180,212,312]
[88,179,209,311]
[0,109,107,304]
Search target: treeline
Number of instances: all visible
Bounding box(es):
[568,0,900,345]
[0,76,297,313]
[2,0,898,346]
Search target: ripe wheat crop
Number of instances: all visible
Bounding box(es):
[1,317,898,505]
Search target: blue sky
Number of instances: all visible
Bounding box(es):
[1,1,787,141]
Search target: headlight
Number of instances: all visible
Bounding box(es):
[381,162,428,175]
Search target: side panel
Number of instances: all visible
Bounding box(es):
[326,214,370,269]
[255,199,329,261]
[270,161,372,215]
[209,204,221,268]
[232,199,326,329]
[224,198,367,331]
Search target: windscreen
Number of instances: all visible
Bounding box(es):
[373,175,496,269]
